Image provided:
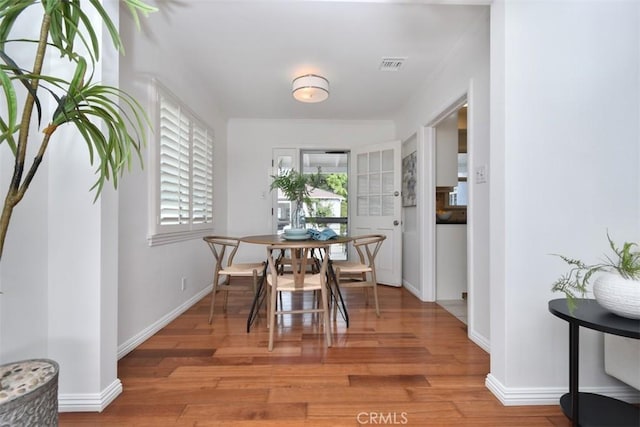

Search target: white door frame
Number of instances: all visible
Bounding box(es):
[419,91,474,331]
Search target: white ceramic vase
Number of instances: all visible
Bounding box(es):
[593,272,640,319]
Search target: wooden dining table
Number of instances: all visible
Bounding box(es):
[240,234,353,332]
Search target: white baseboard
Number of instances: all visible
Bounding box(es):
[117,284,212,359]
[468,329,490,353]
[485,373,640,406]
[58,286,211,413]
[58,378,122,412]
[402,279,423,301]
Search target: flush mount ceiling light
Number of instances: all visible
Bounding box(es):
[292,74,329,103]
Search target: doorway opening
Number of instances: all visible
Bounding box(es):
[434,104,468,325]
[272,149,349,260]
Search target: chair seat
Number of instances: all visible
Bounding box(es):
[220,262,265,276]
[267,273,323,291]
[203,236,265,324]
[333,261,371,274]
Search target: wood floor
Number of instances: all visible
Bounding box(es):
[59,282,570,426]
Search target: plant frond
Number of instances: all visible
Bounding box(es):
[0,49,43,126]
[0,1,34,51]
[46,80,148,198]
[123,0,158,32]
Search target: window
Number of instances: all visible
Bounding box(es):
[148,81,214,245]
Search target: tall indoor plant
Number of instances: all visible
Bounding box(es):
[0,1,156,424]
[0,0,156,259]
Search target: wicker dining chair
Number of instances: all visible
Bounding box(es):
[332,234,386,317]
[203,236,265,324]
[265,242,332,351]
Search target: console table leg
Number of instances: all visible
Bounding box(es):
[569,322,579,427]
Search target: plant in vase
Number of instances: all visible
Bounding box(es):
[270,169,314,230]
[0,1,156,424]
[551,232,640,318]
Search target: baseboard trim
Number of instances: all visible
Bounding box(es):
[117,285,212,359]
[485,373,640,406]
[468,329,490,353]
[402,280,424,301]
[58,378,122,412]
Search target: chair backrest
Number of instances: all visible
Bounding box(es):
[203,236,241,269]
[352,234,386,267]
[267,243,330,288]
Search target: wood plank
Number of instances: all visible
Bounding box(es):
[59,283,569,426]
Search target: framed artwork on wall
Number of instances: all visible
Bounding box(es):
[402,151,417,207]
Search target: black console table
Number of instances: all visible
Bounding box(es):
[549,298,640,427]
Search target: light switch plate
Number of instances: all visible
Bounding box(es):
[475,165,487,184]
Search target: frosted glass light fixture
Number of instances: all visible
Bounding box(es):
[292,74,329,103]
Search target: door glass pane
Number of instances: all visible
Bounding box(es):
[382,195,395,215]
[382,149,394,172]
[369,151,381,172]
[357,153,368,174]
[357,196,368,216]
[369,173,381,194]
[369,195,381,216]
[276,155,294,171]
[272,148,298,233]
[382,172,394,194]
[358,175,368,195]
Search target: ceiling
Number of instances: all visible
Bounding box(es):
[144,1,488,121]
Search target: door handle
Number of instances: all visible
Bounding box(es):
[394,191,400,197]
[393,220,399,226]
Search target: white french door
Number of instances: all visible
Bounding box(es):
[349,140,402,286]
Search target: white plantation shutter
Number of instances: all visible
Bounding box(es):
[159,95,190,225]
[192,124,213,224]
[149,81,215,245]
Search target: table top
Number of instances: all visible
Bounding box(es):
[241,234,352,246]
[548,298,640,339]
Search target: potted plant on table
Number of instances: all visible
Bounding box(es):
[0,1,156,424]
[270,168,314,231]
[551,232,640,318]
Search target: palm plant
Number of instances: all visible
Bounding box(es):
[270,169,313,206]
[0,0,157,259]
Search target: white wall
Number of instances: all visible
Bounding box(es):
[117,3,228,358]
[0,3,50,363]
[0,1,124,410]
[488,0,640,404]
[393,8,491,348]
[402,134,420,295]
[227,119,395,262]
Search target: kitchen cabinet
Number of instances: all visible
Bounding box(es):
[435,111,459,187]
[436,224,467,300]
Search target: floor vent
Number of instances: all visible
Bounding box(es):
[379,57,406,71]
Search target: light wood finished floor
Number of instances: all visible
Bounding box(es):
[59,282,571,426]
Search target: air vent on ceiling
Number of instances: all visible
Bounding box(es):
[379,57,406,71]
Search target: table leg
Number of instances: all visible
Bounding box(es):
[569,321,579,427]
[327,259,349,328]
[246,263,268,333]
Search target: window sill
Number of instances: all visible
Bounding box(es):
[147,229,213,246]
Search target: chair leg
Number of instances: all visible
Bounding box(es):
[268,285,278,351]
[222,281,230,315]
[320,282,332,347]
[372,283,380,317]
[208,271,220,324]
